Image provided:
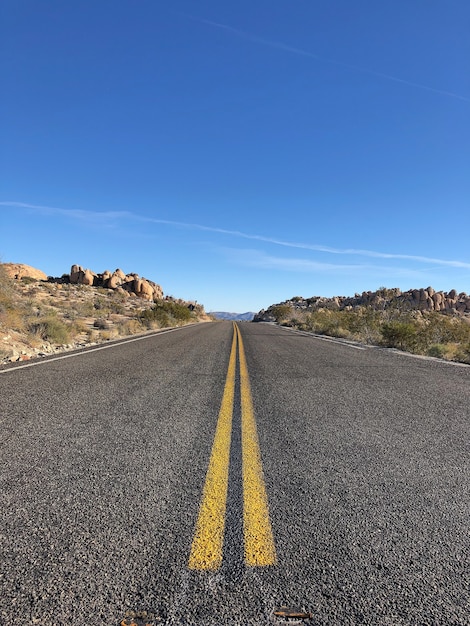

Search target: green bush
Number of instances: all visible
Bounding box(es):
[139,300,192,328]
[267,295,470,363]
[0,264,13,310]
[271,304,293,323]
[380,321,418,351]
[29,316,70,344]
[427,344,447,358]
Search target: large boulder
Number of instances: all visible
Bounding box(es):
[114,268,126,280]
[133,278,154,300]
[2,263,48,281]
[107,273,122,289]
[70,264,83,283]
[69,265,96,286]
[81,268,95,286]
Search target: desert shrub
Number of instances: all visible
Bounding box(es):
[427,344,448,359]
[93,297,109,311]
[271,304,293,323]
[108,300,125,314]
[1,308,26,332]
[29,316,70,344]
[456,343,470,364]
[86,329,99,342]
[117,319,143,336]
[92,293,125,314]
[139,300,192,328]
[0,264,13,308]
[70,320,89,336]
[420,313,466,345]
[94,318,110,330]
[381,321,419,351]
[140,306,170,328]
[167,301,193,321]
[303,310,339,335]
[73,300,95,317]
[100,329,118,341]
[20,276,37,285]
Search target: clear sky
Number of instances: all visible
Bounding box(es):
[1,1,469,313]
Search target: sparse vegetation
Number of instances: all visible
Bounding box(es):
[260,299,470,364]
[139,300,193,329]
[29,316,71,345]
[0,266,209,363]
[271,304,293,323]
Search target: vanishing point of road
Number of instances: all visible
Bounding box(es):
[1,321,469,625]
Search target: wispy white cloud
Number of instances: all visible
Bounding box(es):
[223,248,426,277]
[186,16,470,104]
[2,200,469,269]
[0,201,131,222]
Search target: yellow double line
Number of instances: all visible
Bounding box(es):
[188,323,276,570]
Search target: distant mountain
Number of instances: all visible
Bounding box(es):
[210,311,256,321]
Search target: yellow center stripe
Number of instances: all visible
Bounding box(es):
[236,325,277,567]
[188,323,276,570]
[188,326,237,570]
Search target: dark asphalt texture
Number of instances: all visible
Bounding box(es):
[1,322,469,625]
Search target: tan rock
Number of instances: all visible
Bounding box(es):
[114,268,126,280]
[152,282,163,299]
[133,278,154,300]
[70,265,83,283]
[81,269,95,286]
[107,274,122,289]
[2,263,48,281]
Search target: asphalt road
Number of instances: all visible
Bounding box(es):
[1,322,469,625]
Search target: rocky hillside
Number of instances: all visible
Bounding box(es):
[0,263,212,364]
[254,286,470,364]
[255,286,470,322]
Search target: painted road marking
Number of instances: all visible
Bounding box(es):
[188,326,237,570]
[189,323,276,570]
[236,324,277,567]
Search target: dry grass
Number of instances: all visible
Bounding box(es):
[272,305,470,365]
[0,271,210,363]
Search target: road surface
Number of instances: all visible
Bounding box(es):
[1,322,469,625]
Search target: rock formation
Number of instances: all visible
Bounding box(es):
[2,263,48,281]
[68,265,163,301]
[255,286,470,321]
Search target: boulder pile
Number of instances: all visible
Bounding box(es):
[339,287,470,314]
[255,286,470,321]
[68,265,163,301]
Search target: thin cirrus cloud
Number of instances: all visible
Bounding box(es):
[2,201,470,269]
[186,16,470,104]
[222,248,426,277]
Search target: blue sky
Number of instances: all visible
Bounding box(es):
[1,1,469,313]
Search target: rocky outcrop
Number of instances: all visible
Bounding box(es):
[255,286,470,321]
[68,265,163,301]
[2,263,48,281]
